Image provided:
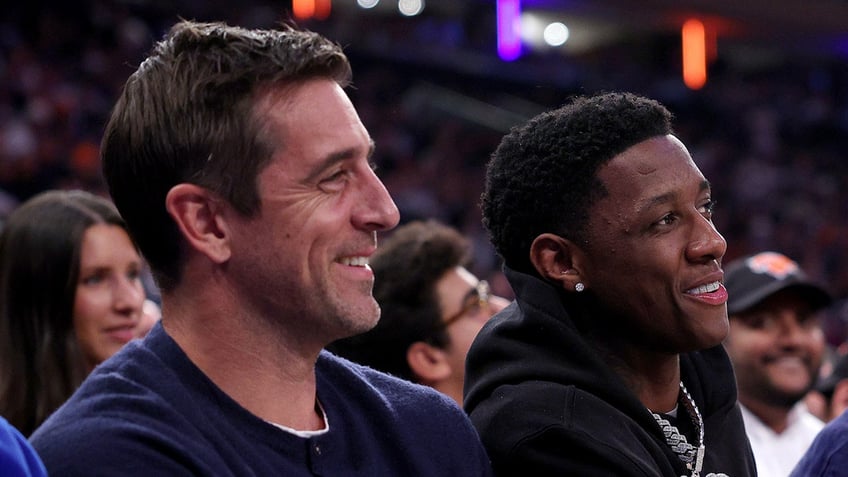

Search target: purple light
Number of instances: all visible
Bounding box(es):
[497,0,521,61]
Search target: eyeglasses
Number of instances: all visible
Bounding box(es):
[441,280,491,328]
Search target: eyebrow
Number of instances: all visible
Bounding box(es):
[303,139,376,183]
[636,179,711,213]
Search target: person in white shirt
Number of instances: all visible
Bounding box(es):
[723,251,833,477]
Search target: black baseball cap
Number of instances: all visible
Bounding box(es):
[724,251,832,315]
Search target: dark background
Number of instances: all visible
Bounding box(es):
[1,0,847,343]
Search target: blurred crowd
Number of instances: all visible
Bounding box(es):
[1,1,847,343]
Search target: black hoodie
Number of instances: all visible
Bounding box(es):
[464,267,757,477]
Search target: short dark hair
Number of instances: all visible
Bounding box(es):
[481,92,673,273]
[101,20,351,291]
[0,190,128,436]
[328,220,471,382]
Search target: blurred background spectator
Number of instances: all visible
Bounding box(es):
[0,189,151,436]
[0,0,846,342]
[329,219,509,405]
[723,251,833,476]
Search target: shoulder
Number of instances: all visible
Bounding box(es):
[30,412,201,477]
[470,381,663,475]
[30,333,211,475]
[0,417,47,477]
[41,335,183,418]
[318,351,482,438]
[474,380,646,441]
[794,412,848,475]
[317,351,493,476]
[318,350,462,416]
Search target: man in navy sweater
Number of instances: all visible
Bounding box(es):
[30,20,492,476]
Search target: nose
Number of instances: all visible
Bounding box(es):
[686,214,727,264]
[113,276,145,318]
[353,167,400,232]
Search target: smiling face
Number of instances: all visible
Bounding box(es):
[225,78,400,346]
[73,224,146,371]
[725,288,825,409]
[578,134,729,354]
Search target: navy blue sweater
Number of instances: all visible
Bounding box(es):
[31,323,492,476]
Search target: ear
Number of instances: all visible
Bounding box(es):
[406,341,451,385]
[165,183,232,264]
[530,233,584,291]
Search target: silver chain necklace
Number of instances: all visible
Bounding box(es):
[650,382,705,477]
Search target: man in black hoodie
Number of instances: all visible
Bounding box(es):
[464,92,757,476]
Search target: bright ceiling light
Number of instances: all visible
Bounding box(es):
[543,22,569,46]
[398,0,424,16]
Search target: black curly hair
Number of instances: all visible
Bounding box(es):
[481,92,674,274]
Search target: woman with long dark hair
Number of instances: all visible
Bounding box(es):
[0,189,151,436]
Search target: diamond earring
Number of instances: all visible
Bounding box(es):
[575,282,585,292]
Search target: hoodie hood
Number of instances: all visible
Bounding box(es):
[463,266,754,476]
[465,267,738,421]
[465,267,646,415]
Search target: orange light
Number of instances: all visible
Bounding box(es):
[314,0,331,19]
[293,0,315,20]
[292,0,331,20]
[682,19,707,90]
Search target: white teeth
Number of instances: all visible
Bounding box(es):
[686,281,720,295]
[340,256,369,267]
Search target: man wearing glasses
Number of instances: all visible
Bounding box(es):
[329,219,510,405]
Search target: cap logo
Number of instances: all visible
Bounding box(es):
[745,252,799,279]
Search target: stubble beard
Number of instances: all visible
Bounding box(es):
[326,279,380,339]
